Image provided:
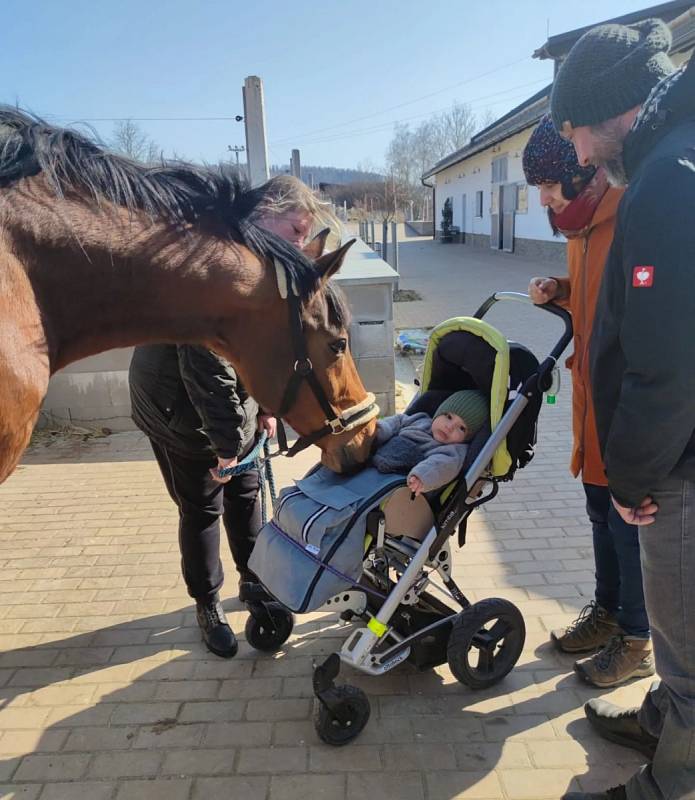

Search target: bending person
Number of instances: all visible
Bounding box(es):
[129,175,336,658]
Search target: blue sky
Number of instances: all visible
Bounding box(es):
[2,0,650,170]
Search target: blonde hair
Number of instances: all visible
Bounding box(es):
[247,175,340,243]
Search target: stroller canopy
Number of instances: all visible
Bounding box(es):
[419,317,513,478]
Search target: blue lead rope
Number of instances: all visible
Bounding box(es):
[217,432,277,523]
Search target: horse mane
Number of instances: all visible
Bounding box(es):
[0,106,321,300]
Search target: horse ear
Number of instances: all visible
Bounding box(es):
[313,238,355,283]
[302,228,330,259]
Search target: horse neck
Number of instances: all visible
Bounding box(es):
[6,188,275,372]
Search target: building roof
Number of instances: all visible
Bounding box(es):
[532,0,694,61]
[422,84,551,179]
[422,1,695,181]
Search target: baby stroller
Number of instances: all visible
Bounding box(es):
[247,292,573,746]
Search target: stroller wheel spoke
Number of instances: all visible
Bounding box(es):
[476,642,495,673]
[487,618,513,645]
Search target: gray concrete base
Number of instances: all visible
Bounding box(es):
[513,236,567,265]
[405,220,434,236]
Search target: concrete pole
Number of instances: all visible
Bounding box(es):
[343,200,347,221]
[382,221,388,263]
[391,221,399,273]
[370,220,375,247]
[242,76,269,187]
[290,149,301,179]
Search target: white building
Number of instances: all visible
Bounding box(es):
[423,0,695,263]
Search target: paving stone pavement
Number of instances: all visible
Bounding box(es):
[0,231,655,799]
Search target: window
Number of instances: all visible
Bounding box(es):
[475,190,484,218]
[516,183,528,214]
[491,155,508,183]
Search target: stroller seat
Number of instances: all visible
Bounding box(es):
[246,292,573,746]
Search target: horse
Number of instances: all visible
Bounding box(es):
[0,108,378,484]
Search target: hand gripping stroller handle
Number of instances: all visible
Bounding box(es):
[473,291,573,364]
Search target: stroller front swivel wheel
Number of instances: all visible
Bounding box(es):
[313,685,371,746]
[447,597,525,689]
[245,602,294,652]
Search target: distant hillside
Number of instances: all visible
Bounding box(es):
[269,165,383,184]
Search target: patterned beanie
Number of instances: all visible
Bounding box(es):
[523,115,596,199]
[551,19,674,132]
[434,390,488,439]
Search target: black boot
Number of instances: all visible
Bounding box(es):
[238,572,273,604]
[585,698,658,759]
[195,597,238,658]
[563,787,626,800]
[238,580,273,604]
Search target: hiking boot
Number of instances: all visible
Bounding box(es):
[562,786,626,800]
[550,601,620,653]
[195,598,238,658]
[238,579,273,604]
[575,635,654,688]
[585,697,658,760]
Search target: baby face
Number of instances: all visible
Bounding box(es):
[431,412,469,444]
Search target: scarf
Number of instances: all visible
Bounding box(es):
[550,168,610,238]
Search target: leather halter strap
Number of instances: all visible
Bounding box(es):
[272,266,378,459]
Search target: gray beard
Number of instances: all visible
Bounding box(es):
[603,156,628,187]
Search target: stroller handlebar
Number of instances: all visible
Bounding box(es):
[473,292,573,363]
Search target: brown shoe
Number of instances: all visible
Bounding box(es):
[575,635,655,688]
[550,601,620,654]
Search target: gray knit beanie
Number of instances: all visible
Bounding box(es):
[434,390,488,439]
[551,19,675,132]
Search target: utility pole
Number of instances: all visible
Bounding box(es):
[242,76,269,186]
[227,145,245,170]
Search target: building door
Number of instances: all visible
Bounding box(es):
[490,187,502,249]
[501,183,516,252]
[461,193,466,242]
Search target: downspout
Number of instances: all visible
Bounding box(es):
[421,175,436,240]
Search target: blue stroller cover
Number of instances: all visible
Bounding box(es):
[249,466,404,612]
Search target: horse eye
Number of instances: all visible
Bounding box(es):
[330,338,347,355]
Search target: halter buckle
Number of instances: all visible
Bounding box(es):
[328,417,347,435]
[294,358,313,376]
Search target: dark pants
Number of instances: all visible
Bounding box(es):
[150,440,262,603]
[629,477,695,799]
[584,483,649,638]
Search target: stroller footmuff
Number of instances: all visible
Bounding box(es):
[249,293,573,746]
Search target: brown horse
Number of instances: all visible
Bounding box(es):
[0,108,377,483]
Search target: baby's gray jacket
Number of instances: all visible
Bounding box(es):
[374,412,468,491]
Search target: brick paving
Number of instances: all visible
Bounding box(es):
[0,230,654,799]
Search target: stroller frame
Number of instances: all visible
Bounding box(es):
[270,293,572,745]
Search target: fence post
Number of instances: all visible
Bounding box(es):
[382,221,388,264]
[391,221,399,274]
[370,221,375,248]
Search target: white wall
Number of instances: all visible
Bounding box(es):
[433,127,560,245]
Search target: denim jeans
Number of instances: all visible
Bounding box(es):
[584,483,650,637]
[627,477,695,799]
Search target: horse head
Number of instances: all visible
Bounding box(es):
[219,234,378,474]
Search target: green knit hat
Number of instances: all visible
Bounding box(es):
[434,390,488,439]
[551,19,674,133]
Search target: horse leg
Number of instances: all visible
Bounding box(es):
[0,340,49,485]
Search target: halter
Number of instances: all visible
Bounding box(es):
[272,261,379,459]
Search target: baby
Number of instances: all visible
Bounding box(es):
[372,390,489,495]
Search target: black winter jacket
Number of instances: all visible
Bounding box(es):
[590,60,695,507]
[129,344,259,461]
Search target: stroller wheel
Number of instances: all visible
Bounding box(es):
[245,602,294,652]
[447,598,525,689]
[313,685,371,746]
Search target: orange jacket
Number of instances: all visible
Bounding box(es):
[551,186,624,486]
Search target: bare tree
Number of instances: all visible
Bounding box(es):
[385,101,495,220]
[110,120,161,163]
